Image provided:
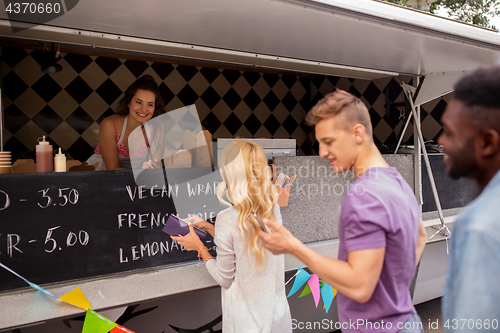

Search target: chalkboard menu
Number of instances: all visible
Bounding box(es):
[0,168,224,292]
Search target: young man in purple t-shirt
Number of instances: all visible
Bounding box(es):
[259,90,427,333]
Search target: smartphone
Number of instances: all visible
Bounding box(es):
[252,212,269,233]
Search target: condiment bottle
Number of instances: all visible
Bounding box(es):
[36,136,53,173]
[54,147,66,172]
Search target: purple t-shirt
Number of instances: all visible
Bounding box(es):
[337,167,420,333]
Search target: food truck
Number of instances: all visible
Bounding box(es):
[0,0,499,331]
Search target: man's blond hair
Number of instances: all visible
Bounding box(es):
[305,89,373,138]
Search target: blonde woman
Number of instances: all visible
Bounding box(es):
[172,141,292,333]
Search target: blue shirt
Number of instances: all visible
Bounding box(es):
[442,170,500,332]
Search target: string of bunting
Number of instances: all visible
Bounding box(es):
[285,266,337,313]
[1,262,135,333]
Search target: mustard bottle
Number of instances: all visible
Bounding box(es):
[54,147,66,172]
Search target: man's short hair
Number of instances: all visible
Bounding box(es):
[305,89,373,138]
[454,66,500,132]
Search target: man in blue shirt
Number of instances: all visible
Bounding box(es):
[439,67,500,332]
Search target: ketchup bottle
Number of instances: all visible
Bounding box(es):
[36,136,53,173]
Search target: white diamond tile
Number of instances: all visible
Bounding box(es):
[254,126,272,138]
[15,120,45,150]
[141,67,163,85]
[3,128,12,144]
[80,92,109,120]
[79,61,108,90]
[164,70,187,95]
[253,77,271,99]
[49,122,79,150]
[195,100,211,121]
[352,79,371,95]
[335,78,352,92]
[13,56,43,87]
[371,95,387,118]
[165,97,186,113]
[422,97,440,112]
[422,115,442,141]
[50,58,78,89]
[373,119,392,144]
[253,102,271,123]
[212,100,233,123]
[48,90,79,120]
[110,64,137,92]
[232,76,251,99]
[291,126,307,143]
[233,102,252,123]
[81,122,100,149]
[210,74,231,97]
[291,105,307,124]
[15,88,46,118]
[272,79,288,100]
[213,125,233,139]
[373,77,392,91]
[290,80,307,101]
[272,103,289,123]
[188,72,210,97]
[403,125,414,142]
[319,78,335,96]
[235,126,252,138]
[273,126,290,139]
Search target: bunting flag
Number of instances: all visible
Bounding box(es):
[110,325,136,333]
[307,274,321,308]
[82,309,117,333]
[286,267,337,313]
[320,282,337,314]
[59,287,92,310]
[1,262,135,332]
[286,266,311,298]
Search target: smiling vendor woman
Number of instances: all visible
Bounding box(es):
[87,75,165,170]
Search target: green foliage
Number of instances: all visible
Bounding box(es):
[383,0,500,30]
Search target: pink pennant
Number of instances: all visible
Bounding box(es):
[307,274,321,308]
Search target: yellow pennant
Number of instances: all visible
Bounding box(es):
[59,287,92,310]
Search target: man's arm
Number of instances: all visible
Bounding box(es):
[416,219,426,266]
[259,219,385,304]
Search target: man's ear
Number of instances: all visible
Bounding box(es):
[353,124,366,144]
[478,129,500,158]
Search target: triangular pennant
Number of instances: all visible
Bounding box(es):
[298,284,311,298]
[287,267,311,298]
[82,309,117,333]
[60,287,91,310]
[27,281,60,300]
[307,274,321,308]
[111,324,136,333]
[320,282,337,313]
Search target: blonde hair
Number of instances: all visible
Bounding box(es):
[217,141,278,271]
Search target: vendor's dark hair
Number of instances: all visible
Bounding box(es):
[116,75,165,117]
[455,67,500,109]
[454,67,500,132]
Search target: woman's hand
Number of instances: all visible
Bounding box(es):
[184,215,215,237]
[142,159,161,169]
[171,224,205,251]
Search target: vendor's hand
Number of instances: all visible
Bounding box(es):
[184,215,215,237]
[258,218,301,255]
[171,224,205,252]
[142,159,161,169]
